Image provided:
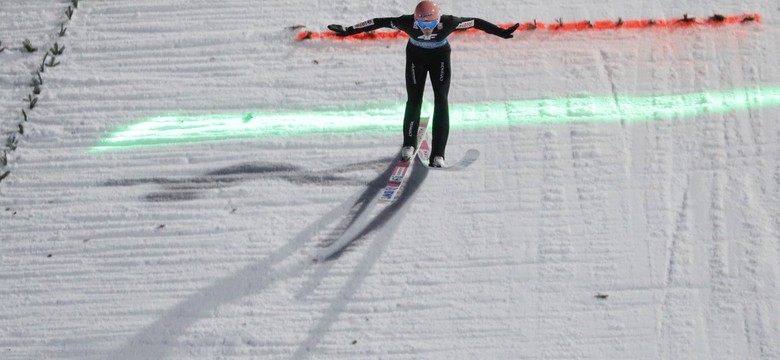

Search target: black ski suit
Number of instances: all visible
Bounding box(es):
[333,15,517,160]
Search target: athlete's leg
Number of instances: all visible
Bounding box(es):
[403,46,428,148]
[429,47,451,159]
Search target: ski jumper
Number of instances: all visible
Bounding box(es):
[340,15,511,160]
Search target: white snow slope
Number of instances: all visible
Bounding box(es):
[2,0,780,359]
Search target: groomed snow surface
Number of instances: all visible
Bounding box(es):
[2,0,779,359]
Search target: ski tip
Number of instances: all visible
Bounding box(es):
[426,148,480,170]
[313,250,337,263]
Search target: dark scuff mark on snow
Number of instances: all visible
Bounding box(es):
[102,158,392,202]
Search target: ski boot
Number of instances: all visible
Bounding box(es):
[429,155,445,168]
[400,146,415,162]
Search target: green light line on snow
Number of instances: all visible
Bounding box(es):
[90,86,780,153]
[89,102,422,153]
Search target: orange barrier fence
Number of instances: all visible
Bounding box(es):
[296,13,760,41]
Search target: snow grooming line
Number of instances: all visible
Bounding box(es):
[296,13,760,41]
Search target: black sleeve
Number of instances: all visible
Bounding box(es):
[344,17,402,35]
[450,16,507,36]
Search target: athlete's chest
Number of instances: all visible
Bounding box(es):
[410,23,453,41]
[415,32,442,41]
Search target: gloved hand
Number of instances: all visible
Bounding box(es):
[328,24,351,37]
[498,23,520,39]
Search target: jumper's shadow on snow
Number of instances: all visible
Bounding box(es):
[314,157,429,260]
[102,158,393,202]
[109,156,429,360]
[290,162,429,359]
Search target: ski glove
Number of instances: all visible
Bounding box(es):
[498,23,520,39]
[328,24,351,37]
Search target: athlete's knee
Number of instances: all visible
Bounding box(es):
[406,96,424,108]
[432,94,449,106]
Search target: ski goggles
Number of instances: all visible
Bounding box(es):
[416,19,439,30]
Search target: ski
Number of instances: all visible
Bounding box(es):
[433,148,480,171]
[416,138,480,171]
[416,136,431,163]
[377,117,430,204]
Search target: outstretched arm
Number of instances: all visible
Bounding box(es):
[328,17,399,37]
[453,17,519,38]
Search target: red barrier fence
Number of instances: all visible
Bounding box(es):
[296,13,760,41]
